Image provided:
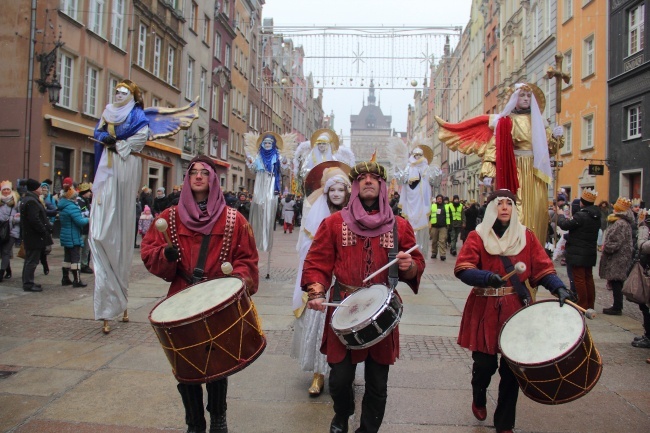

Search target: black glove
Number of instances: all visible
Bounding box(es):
[102,135,116,145]
[556,286,576,307]
[487,273,505,288]
[164,246,179,262]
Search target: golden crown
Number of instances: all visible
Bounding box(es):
[614,197,632,212]
[581,188,598,203]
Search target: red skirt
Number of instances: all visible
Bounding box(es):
[457,291,524,355]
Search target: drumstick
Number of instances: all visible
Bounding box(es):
[502,262,526,280]
[362,244,420,283]
[155,218,173,247]
[321,302,350,307]
[564,299,597,320]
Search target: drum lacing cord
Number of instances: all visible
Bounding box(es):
[509,326,602,404]
[159,298,264,375]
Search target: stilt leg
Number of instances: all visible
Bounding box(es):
[122,309,129,322]
[265,252,272,279]
[102,320,110,334]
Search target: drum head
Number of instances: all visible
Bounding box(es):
[150,278,242,323]
[331,285,389,330]
[499,300,584,365]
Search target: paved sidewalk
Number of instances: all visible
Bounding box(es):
[0,230,648,432]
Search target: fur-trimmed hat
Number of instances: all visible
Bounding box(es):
[613,196,632,213]
[1,180,12,191]
[581,188,598,204]
[63,186,77,200]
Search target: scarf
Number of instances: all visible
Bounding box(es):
[101,97,136,124]
[475,197,526,256]
[177,163,226,235]
[341,177,394,237]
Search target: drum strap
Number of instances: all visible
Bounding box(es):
[388,222,399,290]
[499,256,531,306]
[191,235,213,284]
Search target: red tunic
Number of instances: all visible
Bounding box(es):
[141,206,259,297]
[301,212,425,365]
[454,229,556,355]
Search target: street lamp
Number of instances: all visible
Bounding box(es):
[36,38,65,104]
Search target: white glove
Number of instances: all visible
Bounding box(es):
[483,177,493,186]
[552,125,564,138]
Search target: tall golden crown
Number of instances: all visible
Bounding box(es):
[614,197,632,212]
[581,188,598,203]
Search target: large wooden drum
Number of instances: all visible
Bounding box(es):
[498,299,602,404]
[149,277,266,384]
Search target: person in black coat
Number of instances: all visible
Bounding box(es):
[153,187,170,216]
[19,179,53,292]
[557,189,601,310]
[234,192,250,221]
[134,197,143,248]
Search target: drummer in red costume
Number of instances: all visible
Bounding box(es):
[454,189,574,433]
[141,154,258,433]
[302,159,425,433]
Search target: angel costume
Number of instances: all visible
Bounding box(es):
[436,83,563,244]
[394,140,440,258]
[293,130,355,251]
[291,170,350,383]
[245,132,292,252]
[91,80,197,329]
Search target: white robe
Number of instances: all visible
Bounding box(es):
[90,126,147,320]
[397,156,433,257]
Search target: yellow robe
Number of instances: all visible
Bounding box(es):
[479,113,564,244]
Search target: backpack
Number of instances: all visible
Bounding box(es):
[0,220,9,243]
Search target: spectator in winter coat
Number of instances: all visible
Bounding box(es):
[57,185,89,288]
[0,181,21,282]
[557,189,601,309]
[600,197,635,315]
[138,205,154,235]
[76,183,93,273]
[153,187,169,215]
[20,179,53,292]
[632,208,650,351]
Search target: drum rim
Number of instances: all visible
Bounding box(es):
[498,299,587,367]
[340,301,404,349]
[331,285,393,333]
[149,276,245,326]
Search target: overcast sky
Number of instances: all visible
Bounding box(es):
[261,0,473,144]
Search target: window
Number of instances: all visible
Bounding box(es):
[221,140,228,160]
[225,45,231,69]
[61,0,78,20]
[186,57,194,98]
[190,2,198,33]
[108,76,119,104]
[89,0,104,36]
[203,15,210,43]
[627,104,642,139]
[582,114,594,149]
[84,65,99,116]
[563,0,573,22]
[561,123,572,154]
[214,33,222,59]
[153,36,161,77]
[200,68,207,108]
[583,35,594,77]
[167,47,175,86]
[138,24,147,68]
[152,97,160,107]
[59,53,74,108]
[111,0,124,48]
[222,93,229,126]
[224,0,230,17]
[212,86,219,121]
[563,50,572,89]
[629,4,645,56]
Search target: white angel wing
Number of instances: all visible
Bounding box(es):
[280,132,298,161]
[386,137,409,171]
[334,146,356,167]
[293,141,312,177]
[243,132,259,162]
